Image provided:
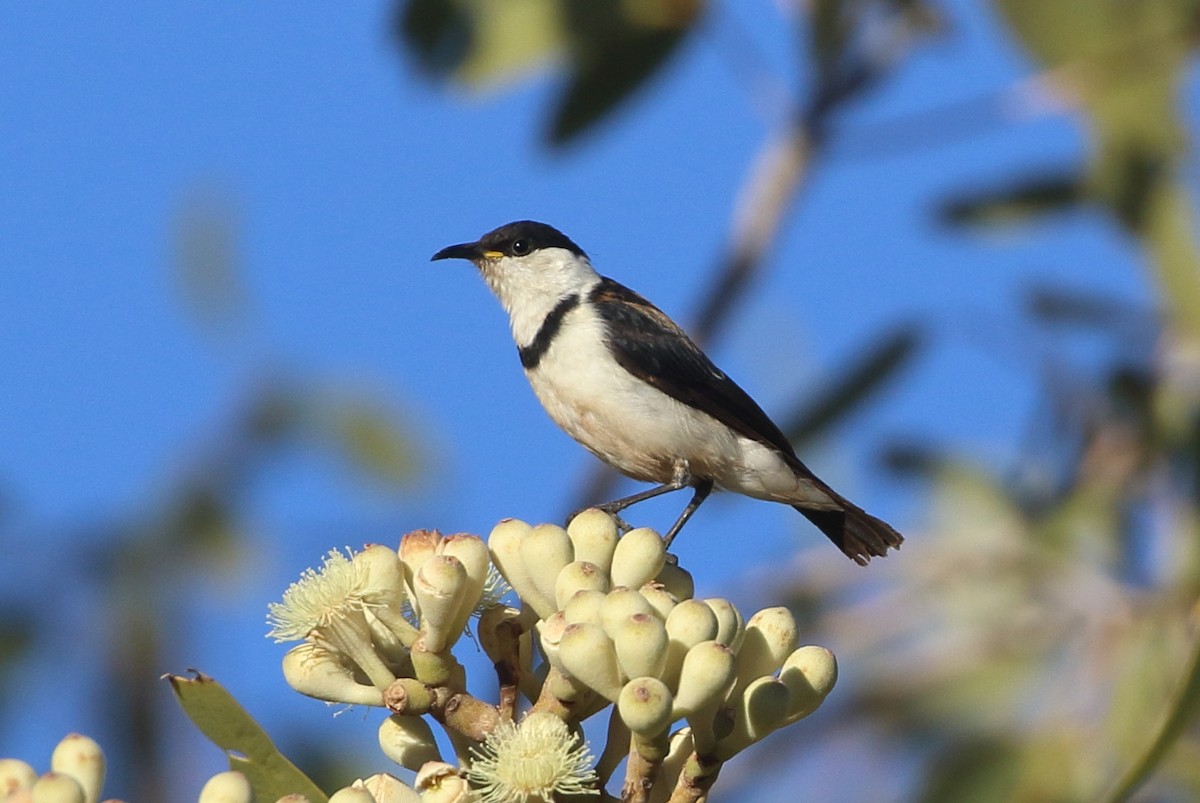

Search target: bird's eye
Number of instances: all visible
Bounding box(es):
[510,238,531,256]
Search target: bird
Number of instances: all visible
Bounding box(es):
[432,220,903,564]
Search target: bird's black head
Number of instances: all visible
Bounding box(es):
[431,220,587,263]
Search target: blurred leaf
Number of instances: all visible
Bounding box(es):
[166,671,328,803]
[397,0,564,87]
[550,0,700,144]
[919,737,1021,803]
[781,323,922,447]
[325,401,416,487]
[173,188,247,337]
[1024,283,1145,331]
[939,173,1085,228]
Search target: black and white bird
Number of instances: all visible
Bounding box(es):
[432,220,903,564]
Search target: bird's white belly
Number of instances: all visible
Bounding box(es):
[524,315,829,506]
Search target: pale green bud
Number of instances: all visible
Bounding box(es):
[488,519,553,618]
[600,588,657,636]
[29,772,85,803]
[413,556,467,652]
[522,524,575,608]
[379,715,442,771]
[718,677,791,759]
[567,508,620,572]
[0,758,36,796]
[328,783,377,803]
[355,544,407,610]
[475,605,522,664]
[554,561,609,610]
[438,534,490,636]
[398,530,442,584]
[618,677,675,736]
[558,622,623,702]
[197,770,253,803]
[612,613,668,680]
[732,607,797,696]
[780,646,837,723]
[610,528,666,589]
[654,562,694,602]
[536,610,570,667]
[561,589,606,627]
[359,774,421,803]
[49,734,104,803]
[637,583,678,622]
[282,643,385,706]
[703,598,744,648]
[674,641,736,719]
[664,599,718,685]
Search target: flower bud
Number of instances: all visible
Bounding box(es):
[198,770,253,803]
[600,588,657,636]
[274,796,313,802]
[282,643,385,706]
[718,677,791,759]
[50,734,104,803]
[379,715,442,771]
[476,605,522,664]
[414,762,471,803]
[618,677,674,736]
[703,598,744,648]
[521,524,574,607]
[0,759,36,796]
[537,610,570,668]
[637,583,678,622]
[780,646,837,723]
[654,562,694,601]
[558,623,623,701]
[399,530,442,581]
[29,772,84,803]
[413,556,467,652]
[610,528,665,589]
[733,607,797,695]
[555,561,609,610]
[355,544,407,609]
[612,613,668,680]
[489,519,552,618]
[567,508,619,571]
[561,589,606,627]
[360,774,421,803]
[329,783,378,803]
[664,600,718,684]
[674,641,736,719]
[437,535,489,633]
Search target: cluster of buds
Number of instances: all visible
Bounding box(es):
[487,511,837,799]
[1,734,106,803]
[264,511,837,802]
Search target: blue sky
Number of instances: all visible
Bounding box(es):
[0,2,1158,799]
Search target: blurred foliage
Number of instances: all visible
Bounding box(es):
[398,0,701,144]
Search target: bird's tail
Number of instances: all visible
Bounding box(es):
[794,498,903,566]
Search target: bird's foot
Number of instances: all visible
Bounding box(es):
[566,505,634,534]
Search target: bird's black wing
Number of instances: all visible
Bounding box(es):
[588,277,800,461]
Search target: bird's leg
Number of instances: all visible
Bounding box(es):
[661,478,713,548]
[568,460,697,534]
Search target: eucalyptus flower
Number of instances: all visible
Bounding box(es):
[467,713,598,803]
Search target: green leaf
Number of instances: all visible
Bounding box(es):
[781,323,922,447]
[166,671,328,803]
[549,0,700,144]
[939,173,1084,228]
[397,0,564,87]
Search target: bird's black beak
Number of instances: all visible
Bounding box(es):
[431,241,483,262]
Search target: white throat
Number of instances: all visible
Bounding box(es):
[480,248,602,347]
